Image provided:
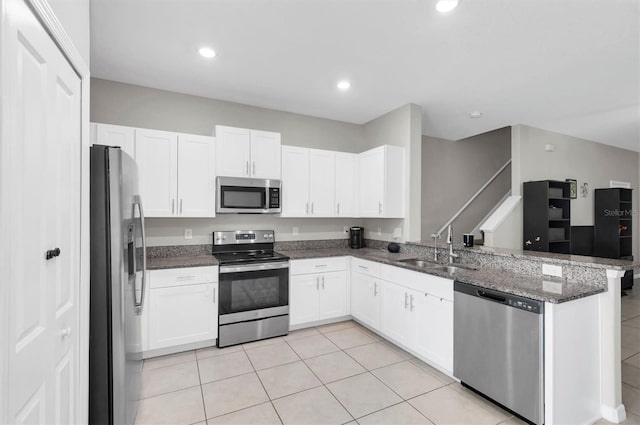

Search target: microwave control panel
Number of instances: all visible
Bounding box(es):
[269,188,280,208]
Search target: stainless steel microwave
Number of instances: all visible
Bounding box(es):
[216,176,281,214]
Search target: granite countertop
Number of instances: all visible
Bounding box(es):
[279,247,605,304]
[147,255,219,270]
[406,241,640,271]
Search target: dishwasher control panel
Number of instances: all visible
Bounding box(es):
[507,298,541,314]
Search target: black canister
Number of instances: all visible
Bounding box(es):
[349,227,364,249]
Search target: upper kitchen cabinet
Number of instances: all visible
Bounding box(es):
[281,146,335,217]
[358,145,404,218]
[91,123,135,158]
[136,129,215,217]
[215,125,281,179]
[335,152,358,217]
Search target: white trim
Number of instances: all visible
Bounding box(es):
[11,1,90,423]
[479,194,522,233]
[25,0,89,77]
[610,180,631,189]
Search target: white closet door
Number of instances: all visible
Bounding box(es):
[177,134,215,217]
[2,0,82,423]
[135,129,178,217]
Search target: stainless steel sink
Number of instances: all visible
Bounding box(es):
[396,258,440,268]
[430,264,478,274]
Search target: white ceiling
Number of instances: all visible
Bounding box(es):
[90,0,640,151]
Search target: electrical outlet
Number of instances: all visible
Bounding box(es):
[542,264,562,277]
[343,226,349,233]
[184,229,193,240]
[393,227,402,239]
[293,227,299,236]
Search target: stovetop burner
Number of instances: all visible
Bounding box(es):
[213,249,288,265]
[212,230,289,265]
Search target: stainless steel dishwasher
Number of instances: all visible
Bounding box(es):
[454,281,544,425]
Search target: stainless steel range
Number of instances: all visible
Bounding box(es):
[213,230,290,347]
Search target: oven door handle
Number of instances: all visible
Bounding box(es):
[219,261,290,274]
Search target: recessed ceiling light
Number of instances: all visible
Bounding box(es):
[469,111,483,119]
[436,0,459,13]
[337,81,351,91]
[198,47,216,58]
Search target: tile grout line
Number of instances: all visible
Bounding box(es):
[282,337,357,423]
[241,341,286,424]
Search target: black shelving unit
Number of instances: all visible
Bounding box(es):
[523,180,571,254]
[595,188,634,290]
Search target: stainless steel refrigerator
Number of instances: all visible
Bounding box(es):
[90,145,147,425]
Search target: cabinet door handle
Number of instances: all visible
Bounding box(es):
[311,202,314,215]
[180,198,183,214]
[213,288,216,304]
[315,264,327,268]
[176,275,196,281]
[322,275,325,290]
[306,202,309,215]
[60,327,72,338]
[410,294,414,311]
[404,292,409,309]
[358,265,368,270]
[246,161,249,176]
[316,276,320,290]
[252,161,256,176]
[378,202,382,214]
[172,198,175,215]
[337,203,340,215]
[373,281,378,296]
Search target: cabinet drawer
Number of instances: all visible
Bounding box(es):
[351,257,380,278]
[290,257,347,275]
[380,264,453,301]
[149,266,218,289]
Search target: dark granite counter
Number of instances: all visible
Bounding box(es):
[147,255,218,270]
[279,247,605,304]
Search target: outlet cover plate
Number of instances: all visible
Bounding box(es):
[184,229,193,240]
[542,264,562,278]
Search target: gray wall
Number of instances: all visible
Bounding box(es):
[362,104,422,242]
[91,79,366,152]
[498,124,639,257]
[91,78,368,246]
[421,127,512,241]
[49,0,90,65]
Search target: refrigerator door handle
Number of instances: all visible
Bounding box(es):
[134,195,147,315]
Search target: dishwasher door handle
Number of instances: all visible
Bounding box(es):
[476,290,507,304]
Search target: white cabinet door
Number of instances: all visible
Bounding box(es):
[93,123,135,158]
[335,152,357,217]
[149,283,218,350]
[289,274,320,325]
[135,129,178,217]
[250,130,281,179]
[411,293,453,372]
[318,271,349,320]
[215,125,251,177]
[309,149,335,217]
[177,134,215,217]
[380,280,410,345]
[358,147,385,217]
[350,272,381,329]
[281,146,310,217]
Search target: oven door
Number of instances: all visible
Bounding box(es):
[218,261,289,324]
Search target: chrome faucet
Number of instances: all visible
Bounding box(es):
[447,225,459,264]
[431,233,441,261]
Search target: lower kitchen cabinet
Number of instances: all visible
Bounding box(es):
[350,270,381,330]
[289,258,349,326]
[144,267,218,353]
[409,291,453,372]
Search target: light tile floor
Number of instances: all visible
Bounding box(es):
[135,321,522,425]
[137,291,640,425]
